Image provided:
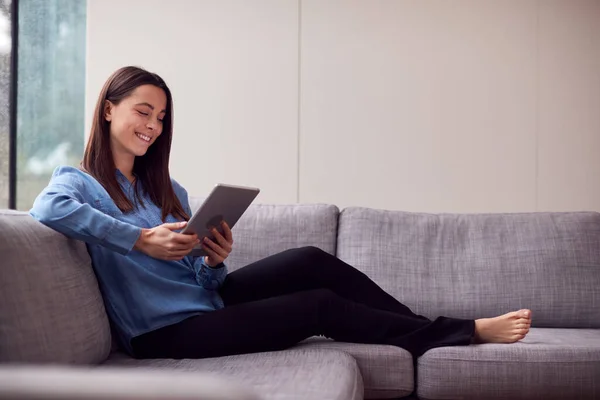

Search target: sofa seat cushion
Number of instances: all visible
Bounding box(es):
[104,348,363,400]
[294,338,413,399]
[417,328,600,400]
[0,364,260,400]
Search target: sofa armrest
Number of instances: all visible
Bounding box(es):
[0,365,260,400]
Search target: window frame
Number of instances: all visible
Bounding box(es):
[8,0,17,209]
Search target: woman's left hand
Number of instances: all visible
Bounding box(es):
[202,221,233,267]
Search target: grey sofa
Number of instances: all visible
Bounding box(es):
[1,199,599,400]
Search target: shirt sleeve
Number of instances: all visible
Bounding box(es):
[194,258,228,290]
[29,166,142,255]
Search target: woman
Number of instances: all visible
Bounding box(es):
[30,66,532,359]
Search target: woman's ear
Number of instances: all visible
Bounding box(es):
[104,100,114,122]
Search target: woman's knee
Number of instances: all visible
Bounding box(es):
[295,288,337,304]
[290,246,330,261]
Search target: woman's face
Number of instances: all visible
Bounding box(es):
[104,84,167,158]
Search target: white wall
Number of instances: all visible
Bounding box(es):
[87,0,600,212]
[537,0,600,212]
[86,0,299,204]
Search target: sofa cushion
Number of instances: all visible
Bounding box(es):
[189,200,339,272]
[336,208,600,328]
[0,210,112,363]
[104,348,363,400]
[417,328,600,399]
[294,338,413,399]
[0,364,259,400]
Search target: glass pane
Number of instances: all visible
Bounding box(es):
[0,0,10,209]
[16,0,86,210]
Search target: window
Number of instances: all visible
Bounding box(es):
[0,0,10,209]
[16,0,86,210]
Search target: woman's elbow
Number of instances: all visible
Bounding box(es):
[29,194,66,226]
[30,200,54,226]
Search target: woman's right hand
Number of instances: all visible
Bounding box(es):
[133,221,200,261]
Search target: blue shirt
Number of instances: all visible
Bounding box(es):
[29,166,227,356]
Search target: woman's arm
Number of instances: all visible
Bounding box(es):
[30,167,142,255]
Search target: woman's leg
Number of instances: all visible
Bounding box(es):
[220,246,426,319]
[131,288,474,360]
[217,247,532,350]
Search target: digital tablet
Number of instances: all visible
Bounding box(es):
[181,183,260,256]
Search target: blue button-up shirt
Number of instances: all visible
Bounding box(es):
[30,166,227,355]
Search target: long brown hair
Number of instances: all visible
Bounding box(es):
[82,66,189,221]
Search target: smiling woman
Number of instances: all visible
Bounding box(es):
[105,88,167,161]
[29,64,533,361]
[82,66,183,220]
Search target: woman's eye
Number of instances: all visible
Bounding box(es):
[137,110,149,116]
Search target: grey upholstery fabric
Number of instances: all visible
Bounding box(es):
[0,365,259,400]
[188,199,339,272]
[294,338,413,399]
[0,211,111,364]
[104,348,364,400]
[337,208,600,327]
[417,327,600,399]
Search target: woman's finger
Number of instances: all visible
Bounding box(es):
[210,228,232,252]
[203,237,229,258]
[221,221,233,244]
[167,241,199,253]
[202,242,223,262]
[172,232,198,245]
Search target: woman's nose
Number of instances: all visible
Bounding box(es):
[146,119,158,130]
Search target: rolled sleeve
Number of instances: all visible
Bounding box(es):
[30,166,142,255]
[194,258,228,290]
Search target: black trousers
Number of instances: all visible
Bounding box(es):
[131,246,475,359]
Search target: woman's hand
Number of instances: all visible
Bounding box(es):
[202,221,234,267]
[134,221,200,261]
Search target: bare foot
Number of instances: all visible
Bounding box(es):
[473,309,532,344]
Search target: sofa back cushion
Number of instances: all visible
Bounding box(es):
[336,207,600,328]
[188,199,339,271]
[0,210,112,363]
